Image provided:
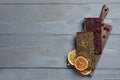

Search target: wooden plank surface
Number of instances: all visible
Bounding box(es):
[0,19,119,34]
[0,4,119,20]
[0,35,120,68]
[0,4,119,35]
[0,34,119,50]
[0,0,120,3]
[0,69,120,80]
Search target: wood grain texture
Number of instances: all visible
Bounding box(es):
[0,4,119,34]
[0,0,119,3]
[0,34,119,50]
[0,69,120,80]
[0,4,119,20]
[0,19,118,34]
[0,35,120,68]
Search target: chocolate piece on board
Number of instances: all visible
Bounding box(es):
[84,18,102,55]
[76,32,95,70]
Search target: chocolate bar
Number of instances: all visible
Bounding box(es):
[76,32,95,70]
[83,5,109,55]
[84,18,102,54]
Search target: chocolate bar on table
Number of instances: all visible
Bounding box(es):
[76,32,95,70]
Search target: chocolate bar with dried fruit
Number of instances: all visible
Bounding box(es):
[84,18,102,55]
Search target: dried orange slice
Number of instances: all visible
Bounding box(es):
[81,69,92,75]
[68,50,77,65]
[75,56,88,71]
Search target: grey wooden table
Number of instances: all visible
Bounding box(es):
[0,0,120,80]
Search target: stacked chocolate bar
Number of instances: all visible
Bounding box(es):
[67,5,112,76]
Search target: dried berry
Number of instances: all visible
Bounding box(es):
[101,23,105,27]
[103,35,106,38]
[95,19,101,23]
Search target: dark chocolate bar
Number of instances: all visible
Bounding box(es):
[76,32,95,70]
[84,18,102,55]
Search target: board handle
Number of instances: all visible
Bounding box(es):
[100,5,109,22]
